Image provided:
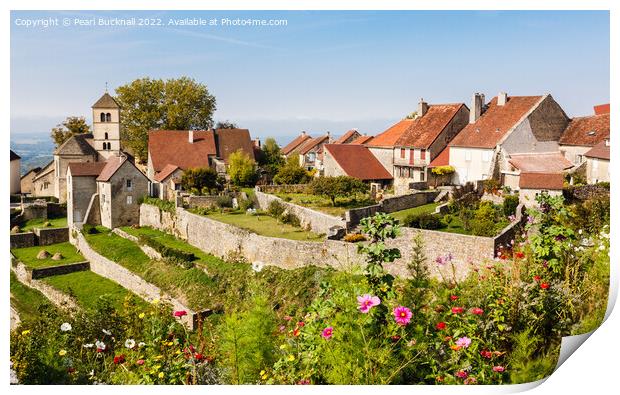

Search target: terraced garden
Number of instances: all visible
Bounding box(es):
[19,217,67,232]
[11,241,84,269]
[10,270,55,323]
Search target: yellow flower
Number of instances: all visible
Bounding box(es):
[158,372,164,379]
[261,372,268,380]
[138,313,145,319]
[154,355,164,360]
[287,354,295,362]
[152,299,160,305]
[59,350,67,356]
[21,330,30,336]
[279,344,287,350]
[175,350,181,355]
[166,341,174,346]
[260,370,266,376]
[154,365,161,371]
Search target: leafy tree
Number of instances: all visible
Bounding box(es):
[257,138,285,178]
[180,167,218,195]
[308,176,367,206]
[215,120,238,129]
[50,116,90,147]
[115,77,216,162]
[273,156,309,185]
[227,150,258,186]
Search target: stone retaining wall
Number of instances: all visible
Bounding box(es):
[256,184,308,194]
[346,191,439,228]
[185,195,220,209]
[34,227,69,246]
[10,232,36,249]
[112,228,163,260]
[30,261,90,280]
[254,191,346,234]
[71,230,198,329]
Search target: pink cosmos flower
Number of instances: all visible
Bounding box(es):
[357,294,381,313]
[321,326,333,340]
[173,310,188,317]
[493,366,505,372]
[393,306,413,326]
[471,307,484,315]
[451,306,464,314]
[136,359,145,366]
[455,370,468,379]
[455,337,472,348]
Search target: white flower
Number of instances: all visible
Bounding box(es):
[252,261,264,273]
[102,329,112,336]
[578,229,583,235]
[599,245,606,251]
[83,343,94,348]
[89,370,94,377]
[138,342,146,348]
[95,340,106,350]
[60,322,72,332]
[125,339,136,349]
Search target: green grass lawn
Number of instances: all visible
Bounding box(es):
[390,203,440,223]
[204,210,324,241]
[19,217,67,232]
[11,242,86,269]
[274,192,375,217]
[10,270,55,323]
[42,270,146,311]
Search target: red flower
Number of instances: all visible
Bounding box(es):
[515,251,525,259]
[480,350,492,359]
[450,295,459,301]
[391,335,401,342]
[173,310,188,317]
[194,353,205,362]
[533,275,541,282]
[297,379,310,385]
[540,282,550,290]
[451,307,464,314]
[136,359,145,366]
[293,328,300,337]
[455,370,468,379]
[283,315,292,321]
[297,321,305,327]
[436,322,446,330]
[471,307,484,315]
[113,354,126,364]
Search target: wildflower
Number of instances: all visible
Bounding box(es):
[464,377,477,385]
[173,310,188,318]
[136,359,145,366]
[60,323,72,332]
[450,345,461,351]
[480,350,492,359]
[471,307,484,316]
[357,294,381,313]
[451,307,464,314]
[113,354,126,364]
[436,322,446,330]
[138,313,145,319]
[297,321,305,327]
[391,335,401,342]
[102,329,112,336]
[138,342,146,348]
[533,275,541,282]
[393,306,413,326]
[493,366,506,372]
[158,372,164,379]
[125,339,136,349]
[450,295,459,301]
[260,370,268,380]
[284,315,292,321]
[293,328,300,337]
[83,343,94,348]
[321,326,334,340]
[21,330,30,336]
[527,215,534,224]
[455,337,472,348]
[540,282,550,290]
[279,344,287,350]
[279,325,286,332]
[515,251,525,259]
[252,261,264,272]
[58,350,67,356]
[455,370,468,379]
[287,354,295,362]
[297,379,310,385]
[95,340,106,352]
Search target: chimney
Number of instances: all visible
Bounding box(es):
[497,92,508,106]
[469,93,485,124]
[418,98,429,117]
[605,138,610,147]
[301,131,307,137]
[188,130,195,144]
[326,131,331,142]
[253,138,261,148]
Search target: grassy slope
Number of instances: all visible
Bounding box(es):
[205,211,324,241]
[390,203,440,222]
[20,217,67,232]
[11,242,85,269]
[274,192,374,217]
[10,270,55,323]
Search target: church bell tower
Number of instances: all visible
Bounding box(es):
[92,90,121,159]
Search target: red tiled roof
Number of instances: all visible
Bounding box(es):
[68,162,106,177]
[585,140,610,160]
[429,146,450,167]
[97,156,126,182]
[282,133,312,155]
[450,96,544,148]
[519,172,564,190]
[350,135,374,145]
[214,128,255,162]
[299,135,329,155]
[334,129,360,144]
[369,104,464,149]
[508,152,573,173]
[148,130,216,173]
[324,144,392,181]
[559,113,610,147]
[594,103,610,115]
[154,164,180,182]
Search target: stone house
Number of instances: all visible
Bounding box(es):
[584,138,610,184]
[281,131,312,157]
[31,161,55,198]
[153,164,184,201]
[449,92,570,185]
[518,172,564,207]
[10,150,21,194]
[558,105,610,167]
[333,129,362,144]
[350,135,374,145]
[322,144,393,189]
[502,152,573,192]
[298,134,331,172]
[366,99,469,194]
[66,162,107,225]
[20,166,41,195]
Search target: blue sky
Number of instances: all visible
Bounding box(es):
[10,10,609,144]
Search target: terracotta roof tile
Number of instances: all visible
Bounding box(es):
[450,96,544,148]
[369,104,464,149]
[350,135,374,145]
[594,103,610,115]
[508,152,573,173]
[324,144,392,181]
[92,92,120,109]
[154,164,180,182]
[214,128,255,162]
[67,162,106,177]
[148,130,216,173]
[282,133,312,155]
[429,146,450,167]
[519,172,564,190]
[584,140,610,160]
[334,129,360,144]
[299,135,329,155]
[97,156,126,182]
[559,113,610,147]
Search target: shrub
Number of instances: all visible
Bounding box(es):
[483,179,500,193]
[403,213,444,230]
[140,197,176,213]
[138,235,196,263]
[267,200,285,219]
[227,150,259,187]
[273,156,311,185]
[470,202,499,237]
[181,167,218,194]
[308,176,368,206]
[343,233,366,243]
[280,212,301,227]
[82,224,99,234]
[238,197,254,212]
[216,195,234,209]
[503,195,520,217]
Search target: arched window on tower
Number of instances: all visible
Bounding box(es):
[100,113,106,122]
[104,132,108,140]
[106,113,112,122]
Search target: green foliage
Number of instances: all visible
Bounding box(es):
[50,116,90,148]
[227,150,259,187]
[215,120,238,129]
[238,197,254,212]
[268,200,286,218]
[273,156,311,185]
[430,165,455,176]
[482,179,500,193]
[308,176,368,206]
[470,202,500,237]
[140,197,176,213]
[507,330,559,384]
[358,213,401,294]
[115,77,216,162]
[82,224,99,235]
[257,137,285,179]
[138,235,196,264]
[181,167,218,195]
[502,195,520,217]
[215,195,233,209]
[403,213,445,230]
[281,212,301,227]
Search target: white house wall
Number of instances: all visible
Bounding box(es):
[449,146,494,184]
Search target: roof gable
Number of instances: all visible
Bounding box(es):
[334,129,361,144]
[508,152,573,173]
[214,128,255,162]
[325,144,392,180]
[299,135,329,155]
[92,92,120,109]
[559,113,610,147]
[350,135,374,145]
[97,155,146,182]
[54,134,97,156]
[154,164,181,182]
[282,133,312,155]
[584,140,610,160]
[68,162,107,177]
[148,130,216,172]
[10,150,21,161]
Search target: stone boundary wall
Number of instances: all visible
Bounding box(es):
[71,230,198,329]
[11,258,79,311]
[185,195,220,209]
[254,190,346,234]
[346,191,439,228]
[256,184,309,194]
[34,227,69,246]
[30,261,90,280]
[494,204,527,250]
[112,228,163,260]
[140,204,507,281]
[10,232,36,249]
